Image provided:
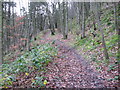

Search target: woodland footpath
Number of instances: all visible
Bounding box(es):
[0,1,120,89]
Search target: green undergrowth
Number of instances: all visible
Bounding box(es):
[0,43,57,88]
[73,5,118,81]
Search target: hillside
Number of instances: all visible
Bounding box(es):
[0,1,119,89]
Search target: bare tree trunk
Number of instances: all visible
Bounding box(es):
[51,3,56,35]
[58,2,62,33]
[114,3,119,57]
[50,15,55,35]
[114,3,118,34]
[114,2,120,87]
[62,2,68,39]
[6,3,11,54]
[76,2,80,35]
[27,14,30,51]
[95,3,109,59]
[46,3,55,35]
[81,2,85,39]
[93,16,96,31]
[0,0,3,84]
[52,3,55,32]
[3,2,6,55]
[62,2,66,39]
[65,2,68,39]
[0,0,3,64]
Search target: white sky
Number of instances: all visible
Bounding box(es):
[3,0,119,15]
[2,0,29,15]
[15,0,28,15]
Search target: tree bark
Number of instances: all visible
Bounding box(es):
[114,2,120,87]
[46,4,55,35]
[81,2,85,39]
[62,2,66,39]
[76,2,80,35]
[62,2,68,39]
[0,0,3,64]
[95,3,109,59]
[65,2,68,39]
[58,2,62,33]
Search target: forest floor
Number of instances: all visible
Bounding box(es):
[34,31,113,88]
[10,31,118,88]
[40,32,104,88]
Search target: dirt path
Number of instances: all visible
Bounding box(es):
[40,32,106,88]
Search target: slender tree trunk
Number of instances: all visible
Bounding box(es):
[27,14,30,51]
[0,0,3,64]
[114,3,119,57]
[65,2,68,39]
[12,5,15,47]
[50,3,55,35]
[52,3,55,32]
[0,0,3,84]
[47,8,55,35]
[114,2,120,87]
[33,7,36,36]
[81,2,85,39]
[3,3,6,55]
[114,3,118,34]
[76,2,81,35]
[62,2,68,39]
[95,3,109,59]
[51,19,55,35]
[62,2,66,39]
[93,17,96,31]
[6,3,11,54]
[58,2,62,33]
